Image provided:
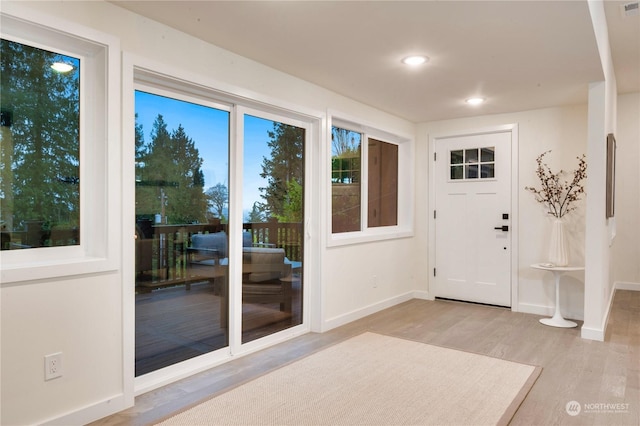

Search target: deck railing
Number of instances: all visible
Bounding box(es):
[135,220,303,286]
[1,224,79,250]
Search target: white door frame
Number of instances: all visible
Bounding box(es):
[428,124,519,310]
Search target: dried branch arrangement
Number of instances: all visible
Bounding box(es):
[525,150,587,218]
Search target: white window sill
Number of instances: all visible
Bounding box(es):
[327,228,414,248]
[1,256,117,285]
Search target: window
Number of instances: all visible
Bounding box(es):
[331,127,361,233]
[1,39,81,250]
[368,138,398,227]
[331,119,409,240]
[0,9,118,283]
[450,146,495,180]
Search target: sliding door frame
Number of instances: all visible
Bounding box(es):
[230,106,311,354]
[123,53,322,398]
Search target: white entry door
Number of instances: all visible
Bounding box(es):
[434,131,512,307]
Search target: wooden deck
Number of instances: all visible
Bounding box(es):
[135,279,302,376]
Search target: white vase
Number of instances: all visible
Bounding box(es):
[548,218,569,266]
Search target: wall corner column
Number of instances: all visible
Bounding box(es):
[582,81,608,340]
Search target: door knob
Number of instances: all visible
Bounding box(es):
[494,225,509,232]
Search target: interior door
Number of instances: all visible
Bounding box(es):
[434,131,512,307]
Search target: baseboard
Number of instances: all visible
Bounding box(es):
[321,291,416,332]
[581,283,618,342]
[412,290,433,301]
[519,301,603,340]
[517,302,584,321]
[517,302,551,317]
[587,282,639,340]
[580,325,605,341]
[616,281,640,291]
[40,393,128,426]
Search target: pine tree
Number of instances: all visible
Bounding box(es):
[259,122,304,220]
[0,39,80,240]
[245,201,266,223]
[206,183,228,221]
[135,115,207,224]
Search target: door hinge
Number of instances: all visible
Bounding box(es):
[433,268,436,277]
[434,152,437,161]
[434,210,436,219]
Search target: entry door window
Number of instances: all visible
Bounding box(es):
[450,147,495,180]
[134,90,230,376]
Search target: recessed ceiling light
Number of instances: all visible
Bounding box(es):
[465,97,485,105]
[51,62,74,73]
[402,55,429,66]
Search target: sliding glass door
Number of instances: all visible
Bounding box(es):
[241,113,305,344]
[134,89,230,376]
[133,90,307,377]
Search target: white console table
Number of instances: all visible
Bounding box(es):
[531,263,585,328]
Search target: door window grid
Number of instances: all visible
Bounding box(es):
[450,146,495,180]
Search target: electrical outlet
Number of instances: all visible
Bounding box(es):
[372,275,378,288]
[45,352,63,381]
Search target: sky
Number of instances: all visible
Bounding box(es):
[135,91,274,215]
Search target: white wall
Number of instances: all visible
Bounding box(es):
[612,93,640,285]
[419,105,589,319]
[323,238,422,328]
[582,0,618,340]
[1,275,124,425]
[0,1,417,424]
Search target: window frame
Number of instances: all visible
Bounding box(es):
[0,8,120,284]
[328,115,414,246]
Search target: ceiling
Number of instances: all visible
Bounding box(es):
[112,1,639,123]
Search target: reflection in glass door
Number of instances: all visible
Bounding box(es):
[242,114,304,343]
[134,90,230,376]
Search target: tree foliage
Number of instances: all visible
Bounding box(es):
[135,115,208,224]
[332,126,360,157]
[206,182,228,221]
[0,39,80,235]
[331,127,361,184]
[245,201,266,223]
[274,179,303,223]
[259,122,304,221]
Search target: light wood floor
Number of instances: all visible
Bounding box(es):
[93,290,639,426]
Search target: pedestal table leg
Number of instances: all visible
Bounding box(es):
[539,271,577,328]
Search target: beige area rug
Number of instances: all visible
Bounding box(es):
[157,332,541,426]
